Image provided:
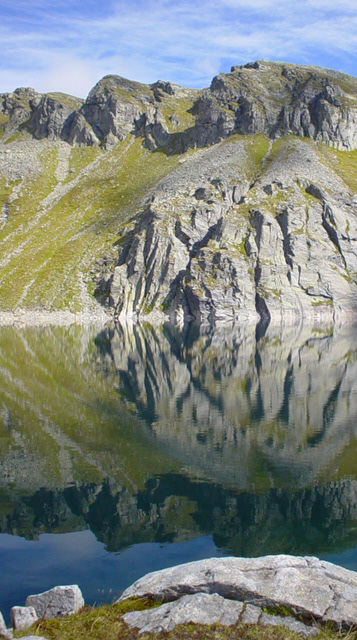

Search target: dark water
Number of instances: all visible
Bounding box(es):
[1,321,357,621]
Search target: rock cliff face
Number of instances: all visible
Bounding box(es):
[110,134,357,325]
[1,61,357,321]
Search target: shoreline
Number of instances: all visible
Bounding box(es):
[0,308,355,331]
[0,309,111,327]
[2,555,357,639]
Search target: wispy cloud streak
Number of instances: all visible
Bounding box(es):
[0,0,356,96]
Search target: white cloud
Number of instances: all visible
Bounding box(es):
[0,0,356,96]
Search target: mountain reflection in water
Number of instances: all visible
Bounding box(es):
[0,321,357,612]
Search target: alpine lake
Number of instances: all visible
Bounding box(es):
[1,320,357,622]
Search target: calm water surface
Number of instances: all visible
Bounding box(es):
[0,321,357,620]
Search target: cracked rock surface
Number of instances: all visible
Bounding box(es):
[123,592,318,636]
[25,585,84,619]
[110,135,357,325]
[119,554,357,628]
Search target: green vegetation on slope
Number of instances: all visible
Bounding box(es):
[0,136,181,311]
[63,146,100,184]
[46,92,83,110]
[0,130,355,313]
[317,144,357,193]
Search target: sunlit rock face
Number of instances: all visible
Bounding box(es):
[110,135,357,326]
[2,61,357,150]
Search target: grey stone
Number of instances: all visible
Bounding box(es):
[241,604,261,624]
[10,606,38,630]
[260,612,318,637]
[26,585,84,619]
[119,554,357,628]
[17,637,48,640]
[123,593,244,633]
[192,61,357,150]
[0,611,12,639]
[110,134,357,325]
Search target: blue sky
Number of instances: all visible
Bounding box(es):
[0,0,356,98]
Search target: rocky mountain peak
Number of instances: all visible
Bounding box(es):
[1,60,356,152]
[0,61,357,326]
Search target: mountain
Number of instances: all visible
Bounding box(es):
[0,61,357,324]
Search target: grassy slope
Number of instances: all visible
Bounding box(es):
[0,136,181,311]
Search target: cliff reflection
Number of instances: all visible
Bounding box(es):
[0,321,356,559]
[105,322,357,489]
[1,475,357,558]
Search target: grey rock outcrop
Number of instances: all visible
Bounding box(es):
[123,593,317,636]
[193,61,357,150]
[123,593,244,633]
[29,95,75,140]
[1,61,357,151]
[10,606,38,630]
[0,611,12,639]
[120,554,357,628]
[259,611,318,636]
[109,134,357,325]
[0,87,39,141]
[1,63,357,325]
[25,585,84,619]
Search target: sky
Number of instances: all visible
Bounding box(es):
[0,0,356,98]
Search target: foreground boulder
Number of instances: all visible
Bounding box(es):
[25,585,84,619]
[0,611,11,639]
[123,592,317,636]
[124,593,244,632]
[120,554,357,629]
[10,606,38,630]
